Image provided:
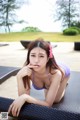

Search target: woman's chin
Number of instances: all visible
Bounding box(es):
[33,67,40,71]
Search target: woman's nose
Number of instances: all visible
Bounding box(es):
[35,56,39,63]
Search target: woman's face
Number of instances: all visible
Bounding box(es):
[29,47,48,71]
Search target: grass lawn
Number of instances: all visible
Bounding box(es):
[0,32,80,42]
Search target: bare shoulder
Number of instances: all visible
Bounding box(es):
[50,69,62,82]
[50,68,62,76]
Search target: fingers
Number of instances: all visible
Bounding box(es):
[12,106,18,117]
[26,64,38,76]
[17,63,38,78]
[16,107,21,117]
[8,104,12,115]
[28,63,39,69]
[8,103,20,117]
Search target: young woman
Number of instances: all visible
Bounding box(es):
[8,38,70,116]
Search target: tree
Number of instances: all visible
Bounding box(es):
[54,0,79,28]
[0,0,29,32]
[71,21,80,28]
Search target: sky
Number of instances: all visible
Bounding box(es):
[0,0,63,33]
[11,0,62,32]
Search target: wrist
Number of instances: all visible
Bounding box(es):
[17,73,22,80]
[22,94,28,102]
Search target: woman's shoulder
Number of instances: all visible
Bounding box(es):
[51,68,62,76]
[50,66,64,78]
[50,67,61,74]
[49,69,62,84]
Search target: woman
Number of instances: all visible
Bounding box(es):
[8,38,70,116]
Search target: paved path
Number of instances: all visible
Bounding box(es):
[0,42,80,71]
[0,42,80,99]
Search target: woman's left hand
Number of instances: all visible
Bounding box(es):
[8,94,27,117]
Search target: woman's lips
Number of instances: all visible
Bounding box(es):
[34,65,40,67]
[30,64,40,67]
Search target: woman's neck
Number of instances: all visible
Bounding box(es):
[34,67,48,75]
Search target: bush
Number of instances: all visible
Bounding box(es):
[63,28,79,36]
[22,26,41,32]
[69,27,80,34]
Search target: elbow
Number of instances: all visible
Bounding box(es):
[48,104,52,107]
[46,104,52,107]
[18,90,30,96]
[18,90,25,96]
[45,101,52,107]
[18,92,23,96]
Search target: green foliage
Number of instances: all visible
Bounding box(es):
[22,26,41,32]
[63,28,79,36]
[71,21,80,28]
[69,27,80,34]
[0,0,26,33]
[55,0,79,28]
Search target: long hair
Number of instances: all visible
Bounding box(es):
[23,38,64,89]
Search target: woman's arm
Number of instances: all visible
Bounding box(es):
[17,64,40,95]
[17,75,30,95]
[45,70,62,106]
[17,65,32,95]
[8,70,62,117]
[24,70,62,107]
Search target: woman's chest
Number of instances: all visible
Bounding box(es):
[31,73,52,89]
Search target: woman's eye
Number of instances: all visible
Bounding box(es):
[31,55,35,57]
[31,55,44,57]
[40,56,44,57]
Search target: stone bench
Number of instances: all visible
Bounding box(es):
[20,40,31,49]
[74,42,80,51]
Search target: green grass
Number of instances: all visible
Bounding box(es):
[0,32,80,42]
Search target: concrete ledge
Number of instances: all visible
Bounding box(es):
[74,42,80,51]
[20,40,31,49]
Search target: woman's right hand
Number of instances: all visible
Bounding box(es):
[8,94,27,117]
[17,64,33,79]
[17,63,38,79]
